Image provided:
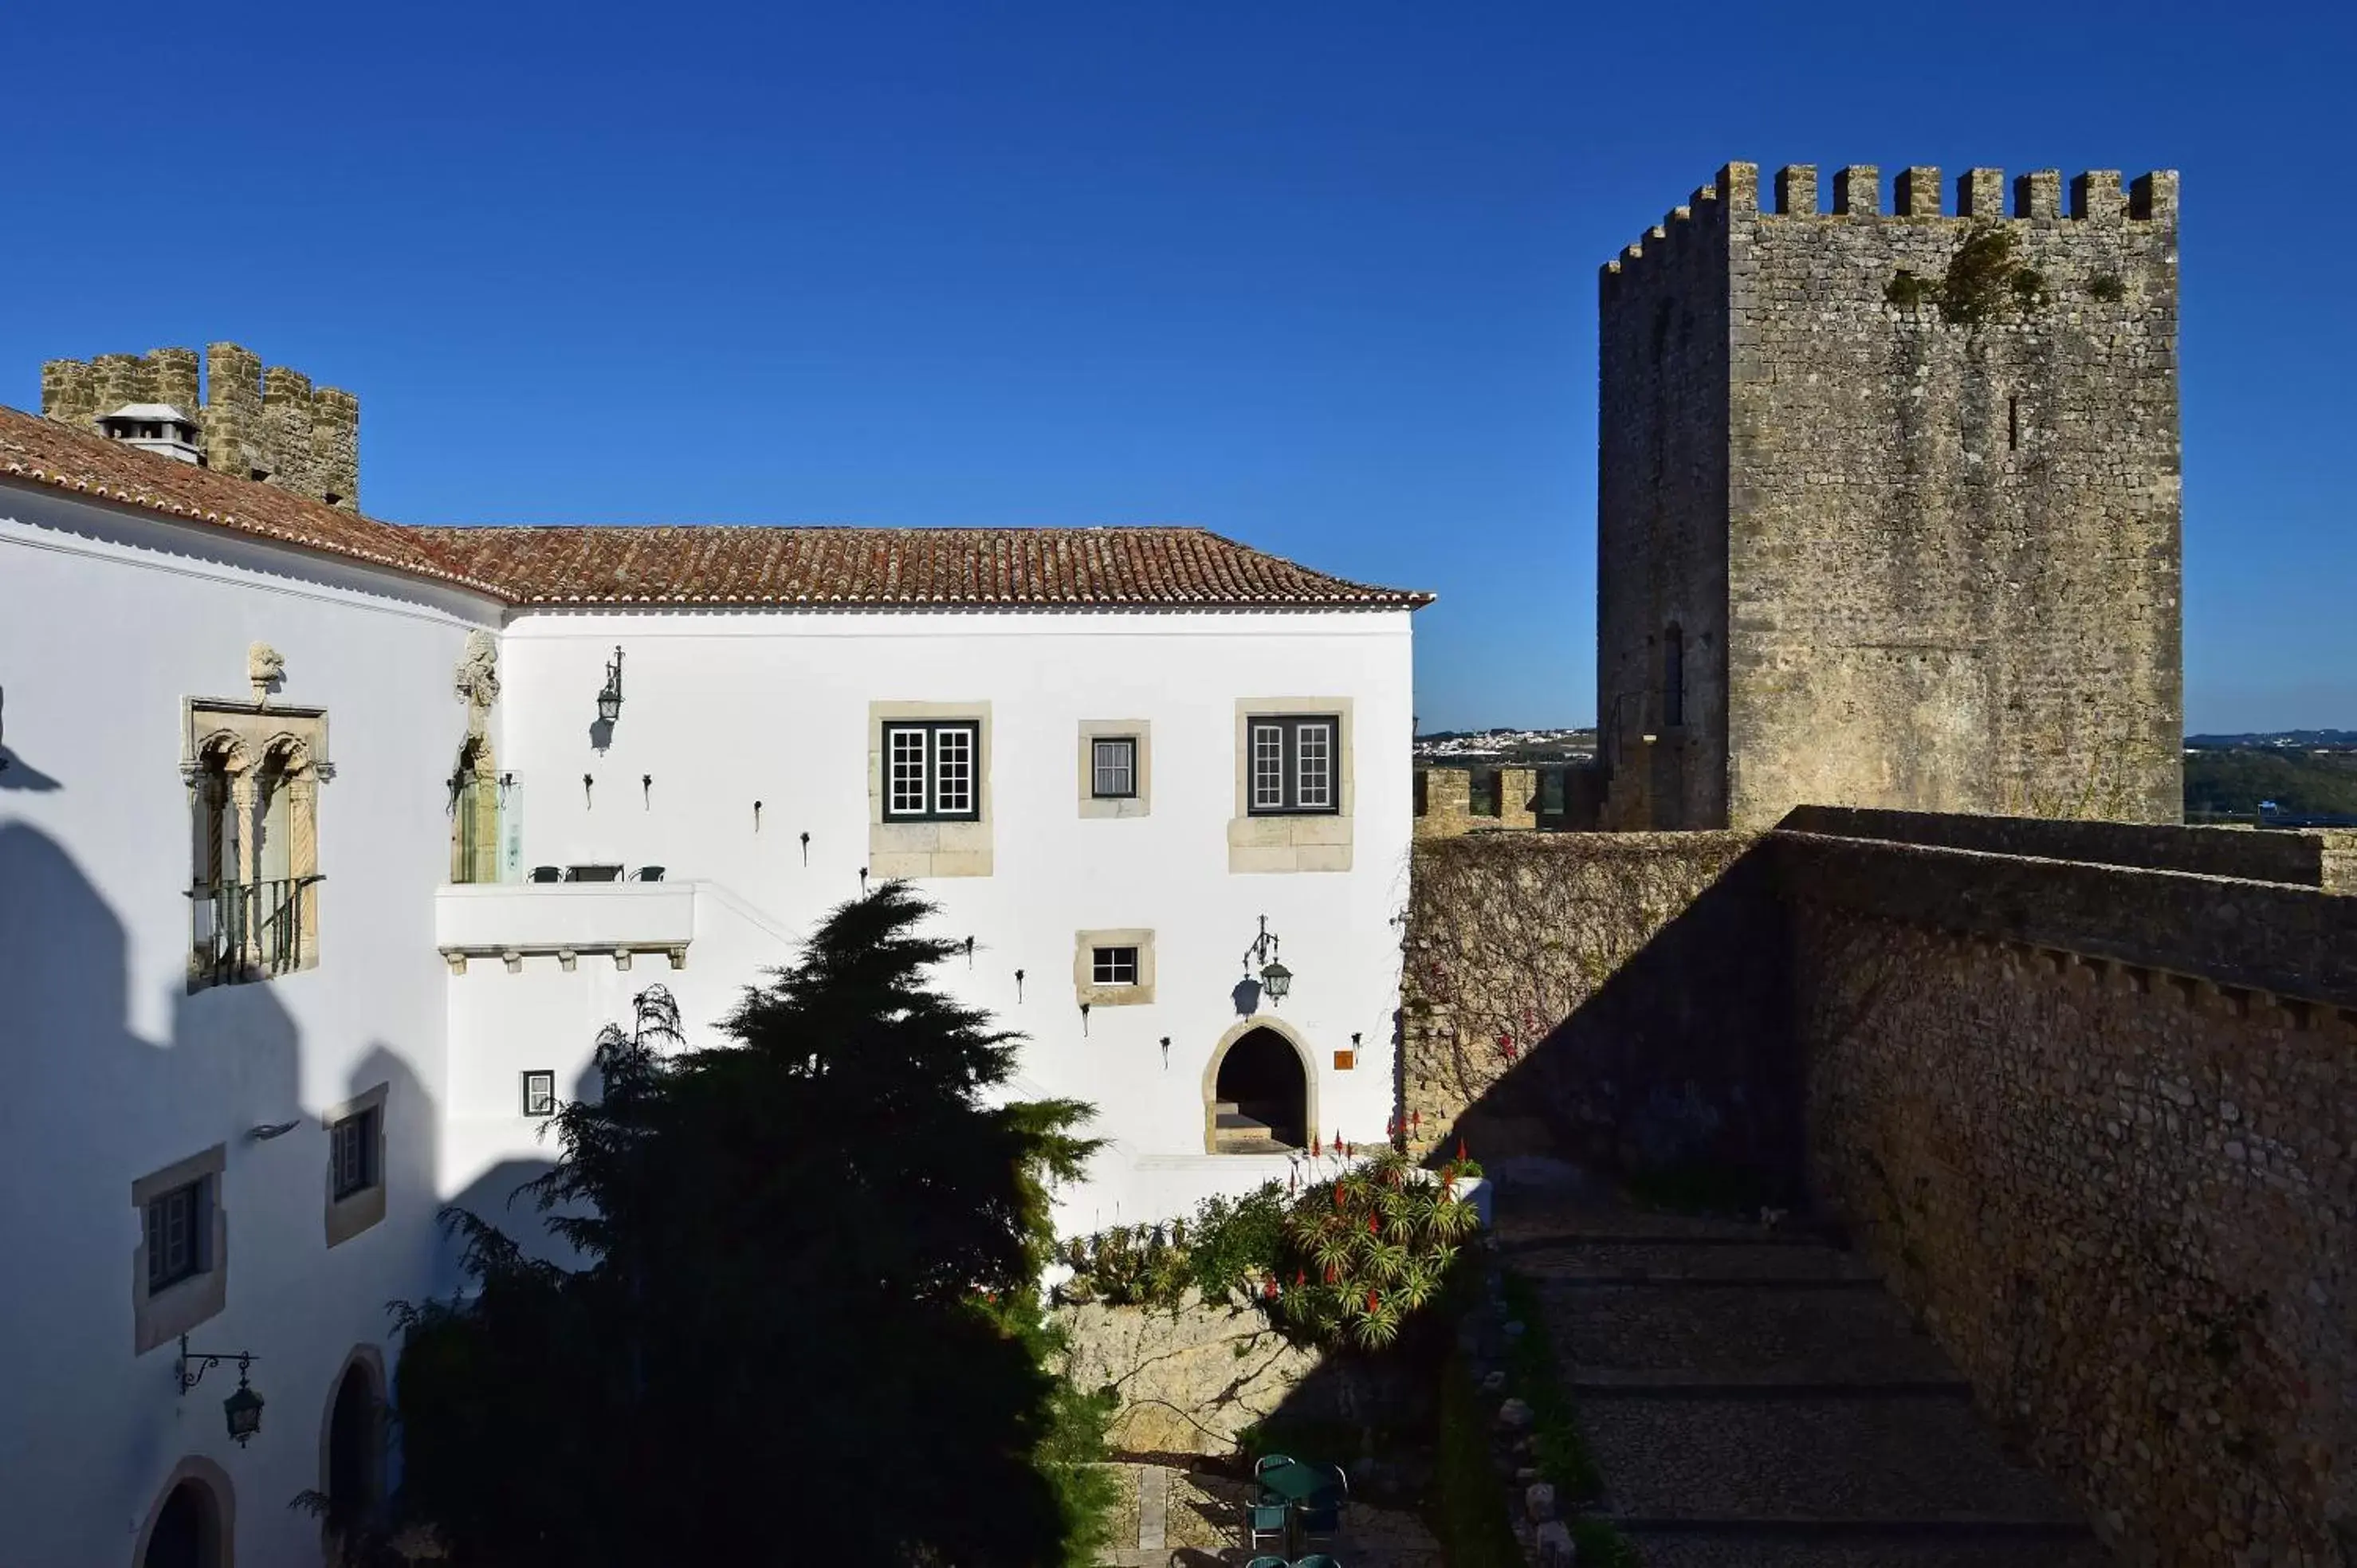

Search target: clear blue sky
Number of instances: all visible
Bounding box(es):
[6,1,2347,732]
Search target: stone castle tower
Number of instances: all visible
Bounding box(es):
[1597,163,2182,830]
[40,344,359,512]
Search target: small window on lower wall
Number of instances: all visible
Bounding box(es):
[324,1083,390,1248]
[522,1071,556,1117]
[1074,929,1154,1006]
[132,1145,228,1354]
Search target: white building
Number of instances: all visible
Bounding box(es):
[0,402,1426,1566]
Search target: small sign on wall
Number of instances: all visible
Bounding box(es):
[1333,1048,1355,1071]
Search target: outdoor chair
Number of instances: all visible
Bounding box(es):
[529,866,561,883]
[1253,1452,1295,1503]
[1291,1555,1342,1568]
[1244,1502,1289,1554]
[1298,1499,1342,1544]
[635,865,666,882]
[1314,1461,1349,1499]
[1244,1558,1288,1568]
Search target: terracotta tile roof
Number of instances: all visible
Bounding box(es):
[1,403,1434,610]
[411,524,1434,609]
[0,404,506,597]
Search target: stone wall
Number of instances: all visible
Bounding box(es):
[1400,815,2357,1564]
[40,343,360,509]
[1055,1291,1322,1456]
[1397,831,1795,1183]
[1787,837,2357,1566]
[1599,163,2182,828]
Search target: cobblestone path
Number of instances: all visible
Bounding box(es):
[1499,1195,2108,1567]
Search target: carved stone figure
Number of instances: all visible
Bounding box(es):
[454,631,501,736]
[246,643,285,705]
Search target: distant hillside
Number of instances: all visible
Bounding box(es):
[2183,747,2357,817]
[2186,729,2357,749]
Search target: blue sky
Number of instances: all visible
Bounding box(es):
[5,1,2347,732]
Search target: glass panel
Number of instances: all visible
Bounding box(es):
[1295,721,1333,808]
[148,1182,201,1292]
[887,727,929,815]
[934,726,974,815]
[1251,723,1286,808]
[1092,946,1138,984]
[1092,738,1134,797]
[524,1071,555,1116]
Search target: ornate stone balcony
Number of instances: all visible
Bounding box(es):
[434,881,697,974]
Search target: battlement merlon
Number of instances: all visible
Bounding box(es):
[1598,163,1746,291]
[1754,162,2177,222]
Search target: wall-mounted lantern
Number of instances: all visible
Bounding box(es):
[178,1336,264,1448]
[596,646,625,724]
[1241,914,1293,1004]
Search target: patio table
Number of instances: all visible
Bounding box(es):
[1253,1460,1342,1554]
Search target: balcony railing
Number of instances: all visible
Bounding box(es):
[191,877,320,984]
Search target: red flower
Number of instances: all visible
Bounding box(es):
[1367,1212,1380,1235]
[1343,1141,1353,1160]
[1324,1263,1338,1285]
[1365,1288,1380,1313]
[1263,1275,1280,1300]
[1311,1134,1322,1157]
[1294,1269,1306,1287]
[1457,1138,1468,1161]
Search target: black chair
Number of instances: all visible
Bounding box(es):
[565,864,623,883]
[528,866,562,883]
[636,866,666,882]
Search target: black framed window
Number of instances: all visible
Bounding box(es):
[1091,945,1140,986]
[1246,715,1342,815]
[521,1071,556,1117]
[1090,737,1138,799]
[882,721,981,821]
[144,1179,208,1295]
[330,1109,378,1201]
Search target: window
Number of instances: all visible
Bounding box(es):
[1246,716,1342,815]
[1090,737,1137,799]
[1091,945,1140,986]
[882,720,981,822]
[145,1180,209,1295]
[522,1071,556,1117]
[1074,928,1155,1005]
[184,701,330,988]
[330,1109,378,1201]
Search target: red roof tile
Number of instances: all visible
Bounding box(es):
[411,525,1433,608]
[1,404,1434,610]
[0,405,505,596]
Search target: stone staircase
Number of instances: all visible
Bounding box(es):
[1498,1198,2108,1567]
[1211,1101,1294,1155]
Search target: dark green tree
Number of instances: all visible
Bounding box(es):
[388,883,1105,1566]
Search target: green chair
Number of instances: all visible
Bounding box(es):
[1298,1498,1342,1544]
[1244,1558,1289,1568]
[1292,1555,1343,1568]
[1246,1502,1289,1554]
[1252,1452,1296,1505]
[1314,1460,1349,1499]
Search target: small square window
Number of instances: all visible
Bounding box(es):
[1091,737,1138,799]
[1091,945,1139,986]
[329,1108,379,1201]
[144,1179,208,1295]
[522,1071,556,1117]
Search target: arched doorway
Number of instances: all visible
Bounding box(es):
[324,1359,383,1538]
[1207,1025,1310,1153]
[137,1468,229,1568]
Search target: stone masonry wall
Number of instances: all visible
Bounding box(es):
[1598,163,2182,828]
[1397,831,1796,1184]
[39,343,360,509]
[1787,840,2357,1566]
[1398,818,2357,1564]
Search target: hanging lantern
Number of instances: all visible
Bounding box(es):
[1258,957,1293,1003]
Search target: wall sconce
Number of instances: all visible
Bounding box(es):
[583,772,594,808]
[642,773,653,809]
[1014,968,1025,1002]
[1241,914,1294,1004]
[1160,1036,1170,1069]
[964,936,976,969]
[178,1336,265,1448]
[596,646,625,724]
[799,830,809,864]
[1080,1001,1091,1036]
[754,800,764,832]
[858,867,869,897]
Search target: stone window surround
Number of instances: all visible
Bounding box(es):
[322,1082,389,1249]
[1077,720,1153,819]
[1200,1016,1320,1155]
[1228,697,1354,874]
[133,1144,228,1355]
[1074,928,1157,1007]
[183,697,333,988]
[868,701,992,879]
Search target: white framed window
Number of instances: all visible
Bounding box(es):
[329,1109,379,1201]
[522,1071,556,1117]
[881,721,982,822]
[1091,737,1138,799]
[1246,715,1342,815]
[1091,945,1140,986]
[145,1179,210,1295]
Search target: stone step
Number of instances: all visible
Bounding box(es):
[1624,1531,2106,1567]
[1510,1239,1878,1283]
[1538,1278,1958,1383]
[1578,1394,2081,1526]
[1213,1110,1271,1131]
